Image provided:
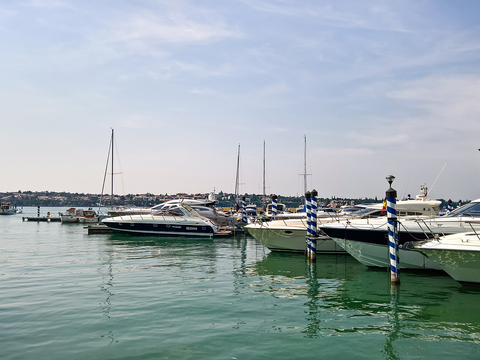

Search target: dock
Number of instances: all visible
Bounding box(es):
[86,224,113,234]
[22,216,61,222]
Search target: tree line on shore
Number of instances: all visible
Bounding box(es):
[0,190,466,210]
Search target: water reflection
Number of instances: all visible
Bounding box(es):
[101,233,220,274]
[98,247,116,344]
[249,252,480,342]
[382,285,400,360]
[302,261,321,338]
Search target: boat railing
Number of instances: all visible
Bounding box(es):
[408,216,480,240]
[116,211,188,222]
[409,218,444,240]
[464,220,480,241]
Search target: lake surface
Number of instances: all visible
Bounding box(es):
[1,207,480,359]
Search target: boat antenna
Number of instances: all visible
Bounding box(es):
[428,163,447,196]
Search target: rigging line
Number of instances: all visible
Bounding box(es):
[429,163,447,196]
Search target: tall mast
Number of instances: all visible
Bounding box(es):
[111,128,114,206]
[263,140,266,198]
[235,144,240,202]
[303,135,307,195]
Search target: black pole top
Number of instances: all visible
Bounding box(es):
[305,191,311,199]
[386,187,397,199]
[242,196,246,201]
[272,194,278,200]
[311,189,318,197]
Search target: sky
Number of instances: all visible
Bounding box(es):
[2,0,480,201]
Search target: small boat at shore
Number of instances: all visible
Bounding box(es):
[60,208,99,223]
[0,202,21,215]
[102,203,218,237]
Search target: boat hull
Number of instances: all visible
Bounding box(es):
[330,237,441,269]
[61,215,79,223]
[103,218,216,237]
[246,224,346,254]
[417,248,480,285]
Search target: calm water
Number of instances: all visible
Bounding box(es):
[1,207,480,360]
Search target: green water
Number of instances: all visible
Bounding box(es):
[1,207,480,359]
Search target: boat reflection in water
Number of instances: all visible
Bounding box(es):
[409,231,480,286]
[247,252,480,346]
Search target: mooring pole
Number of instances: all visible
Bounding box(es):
[271,194,278,219]
[307,189,318,260]
[305,191,312,236]
[242,196,247,224]
[386,175,400,285]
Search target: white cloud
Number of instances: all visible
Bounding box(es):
[97,9,242,48]
[388,75,480,130]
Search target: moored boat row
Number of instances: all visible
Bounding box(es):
[245,186,442,255]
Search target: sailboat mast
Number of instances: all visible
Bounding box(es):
[303,135,307,195]
[111,128,114,207]
[235,144,240,202]
[263,140,266,198]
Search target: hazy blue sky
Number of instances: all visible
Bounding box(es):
[2,0,480,201]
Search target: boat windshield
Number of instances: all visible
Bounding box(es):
[183,204,204,218]
[152,205,185,217]
[348,207,385,218]
[446,202,480,217]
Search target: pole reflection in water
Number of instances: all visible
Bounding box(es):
[99,248,116,345]
[302,261,321,338]
[382,284,400,360]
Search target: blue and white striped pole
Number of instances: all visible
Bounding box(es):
[307,189,318,260]
[305,191,312,236]
[242,196,247,223]
[386,175,400,285]
[305,191,313,259]
[271,194,278,219]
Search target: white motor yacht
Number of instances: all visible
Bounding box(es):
[102,203,218,237]
[409,231,480,286]
[320,198,480,270]
[106,198,232,227]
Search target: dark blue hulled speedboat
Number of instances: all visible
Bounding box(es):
[102,203,218,237]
